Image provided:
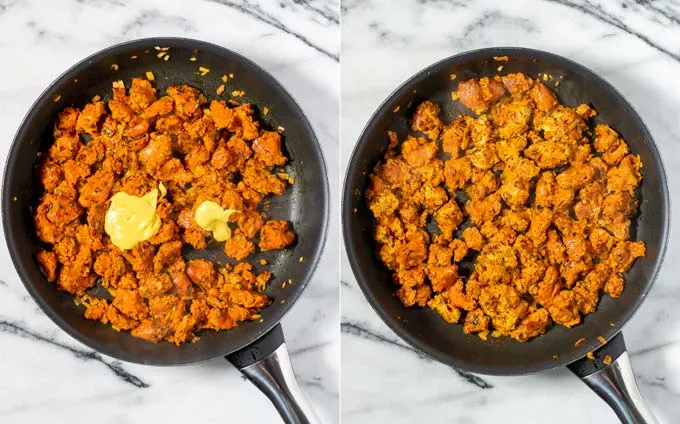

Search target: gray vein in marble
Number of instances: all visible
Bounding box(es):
[637,375,680,397]
[343,0,467,13]
[0,0,20,14]
[205,0,339,61]
[341,321,493,389]
[463,10,537,37]
[0,317,149,388]
[368,21,412,44]
[289,340,333,356]
[283,0,339,25]
[545,0,680,62]
[630,339,680,358]
[621,0,680,25]
[75,0,126,6]
[416,0,468,6]
[340,0,361,14]
[121,9,194,35]
[301,376,338,397]
[26,20,69,42]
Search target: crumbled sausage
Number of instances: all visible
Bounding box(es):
[367,72,644,342]
[36,81,294,345]
[259,220,295,251]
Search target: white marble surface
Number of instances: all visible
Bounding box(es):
[341,1,680,423]
[0,0,339,423]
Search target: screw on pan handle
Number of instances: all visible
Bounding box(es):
[568,332,658,424]
[226,323,321,424]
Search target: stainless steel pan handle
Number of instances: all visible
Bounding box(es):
[568,332,658,424]
[226,324,321,424]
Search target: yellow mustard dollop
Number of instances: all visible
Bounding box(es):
[105,188,162,250]
[194,200,237,242]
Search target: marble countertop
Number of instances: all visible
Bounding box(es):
[341,1,680,423]
[0,0,339,423]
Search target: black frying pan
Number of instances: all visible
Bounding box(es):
[3,37,328,424]
[343,48,669,424]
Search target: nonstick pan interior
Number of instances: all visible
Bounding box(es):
[343,48,669,375]
[3,38,329,365]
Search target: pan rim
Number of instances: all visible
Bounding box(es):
[342,46,670,376]
[2,36,330,366]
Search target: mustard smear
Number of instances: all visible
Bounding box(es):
[105,189,161,250]
[194,201,237,241]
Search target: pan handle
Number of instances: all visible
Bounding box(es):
[226,323,321,424]
[567,332,657,424]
